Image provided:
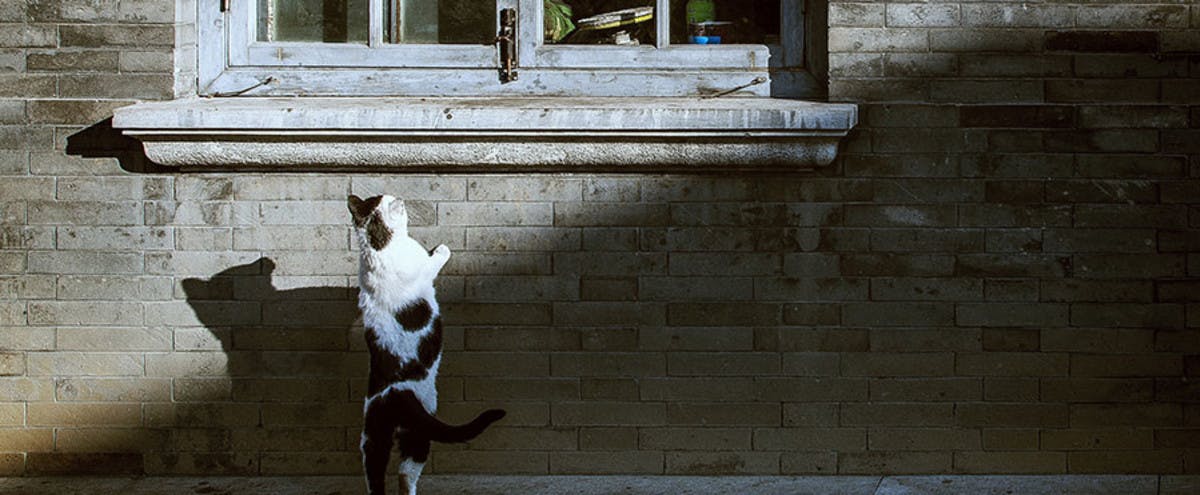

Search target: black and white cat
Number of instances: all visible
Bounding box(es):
[349,194,505,495]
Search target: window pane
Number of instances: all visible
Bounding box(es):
[669,0,778,45]
[257,0,370,43]
[544,1,656,46]
[387,0,496,44]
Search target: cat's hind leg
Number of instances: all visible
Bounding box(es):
[396,430,431,495]
[362,394,400,495]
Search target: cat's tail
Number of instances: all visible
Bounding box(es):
[389,389,506,443]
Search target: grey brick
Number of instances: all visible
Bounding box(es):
[665,452,779,475]
[1043,229,1156,254]
[555,252,663,276]
[1076,55,1189,79]
[830,3,884,27]
[0,125,53,148]
[583,177,639,202]
[884,53,958,77]
[58,74,173,99]
[930,29,1043,52]
[0,177,54,200]
[1042,280,1154,303]
[845,205,956,227]
[843,302,955,327]
[1076,254,1186,279]
[960,154,1074,179]
[118,0,173,23]
[667,352,779,377]
[886,3,959,27]
[58,177,170,201]
[871,229,984,253]
[27,251,142,275]
[1046,80,1160,105]
[1070,303,1186,330]
[26,51,119,72]
[865,105,957,129]
[842,403,955,427]
[0,25,56,48]
[960,55,1072,78]
[466,227,579,251]
[58,226,172,250]
[553,301,665,327]
[870,378,981,402]
[873,129,987,153]
[842,352,955,377]
[60,24,173,47]
[671,252,779,277]
[556,202,667,227]
[234,176,347,201]
[956,303,1069,327]
[829,28,928,53]
[830,53,884,77]
[667,402,780,426]
[1077,5,1188,28]
[233,225,347,251]
[870,328,981,352]
[118,51,172,72]
[667,303,780,327]
[640,276,753,301]
[754,277,868,302]
[930,80,1044,104]
[1076,205,1188,229]
[466,275,578,301]
[27,301,142,326]
[467,177,581,201]
[962,4,1074,28]
[871,277,982,302]
[638,327,753,351]
[145,201,232,226]
[439,202,552,226]
[1051,179,1161,204]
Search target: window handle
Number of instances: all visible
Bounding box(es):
[496,8,518,83]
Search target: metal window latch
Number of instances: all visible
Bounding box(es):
[496,8,518,83]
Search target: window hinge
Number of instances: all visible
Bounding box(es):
[496,8,518,83]
[221,0,230,12]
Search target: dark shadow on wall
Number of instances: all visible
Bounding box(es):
[170,257,364,475]
[63,118,168,174]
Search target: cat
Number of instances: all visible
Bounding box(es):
[349,194,506,495]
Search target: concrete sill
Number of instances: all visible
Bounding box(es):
[112,97,857,172]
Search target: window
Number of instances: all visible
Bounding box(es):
[113,0,854,171]
[202,0,823,97]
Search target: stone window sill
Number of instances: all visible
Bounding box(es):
[112,97,857,172]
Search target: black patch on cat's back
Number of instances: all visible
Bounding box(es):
[364,317,444,397]
[395,300,432,331]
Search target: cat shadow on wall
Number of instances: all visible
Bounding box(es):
[175,257,365,475]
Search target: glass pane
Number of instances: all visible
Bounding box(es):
[670,0,779,45]
[257,0,370,43]
[387,0,496,44]
[544,1,656,46]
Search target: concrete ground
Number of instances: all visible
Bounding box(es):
[1,475,1198,495]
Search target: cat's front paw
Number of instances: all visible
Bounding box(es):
[433,244,451,258]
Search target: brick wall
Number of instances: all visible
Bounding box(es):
[0,0,1197,476]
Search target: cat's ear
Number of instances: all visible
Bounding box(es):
[348,195,368,225]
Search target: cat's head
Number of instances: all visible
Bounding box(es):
[348,194,450,288]
[348,194,408,252]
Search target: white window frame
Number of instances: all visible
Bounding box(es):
[200,0,821,97]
